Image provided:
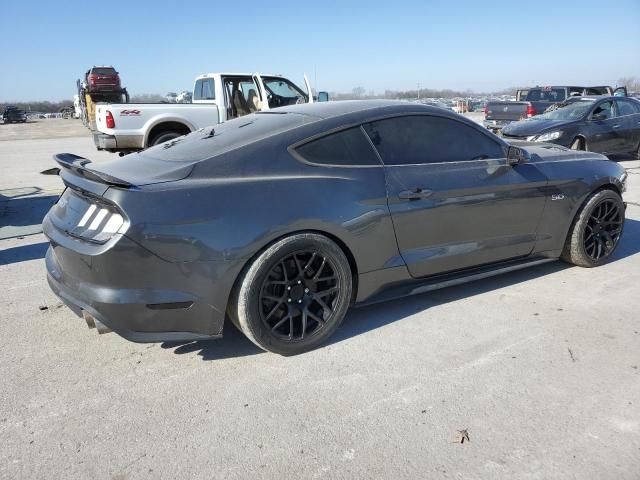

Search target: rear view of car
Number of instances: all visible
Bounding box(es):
[86,66,121,93]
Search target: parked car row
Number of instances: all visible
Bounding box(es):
[501,96,640,158]
[483,85,627,132]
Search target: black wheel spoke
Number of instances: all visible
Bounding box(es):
[313,258,327,280]
[316,286,338,297]
[271,314,290,332]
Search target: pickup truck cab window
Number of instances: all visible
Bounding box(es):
[194,78,215,101]
[363,115,504,165]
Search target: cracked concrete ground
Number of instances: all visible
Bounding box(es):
[1,122,639,480]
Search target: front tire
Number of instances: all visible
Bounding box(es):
[561,189,625,267]
[231,233,353,355]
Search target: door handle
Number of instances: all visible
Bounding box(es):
[612,124,621,129]
[398,188,433,200]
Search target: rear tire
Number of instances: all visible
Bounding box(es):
[561,189,625,268]
[230,233,352,355]
[149,131,182,147]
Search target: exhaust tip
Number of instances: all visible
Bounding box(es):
[94,319,112,335]
[82,310,96,329]
[82,310,112,334]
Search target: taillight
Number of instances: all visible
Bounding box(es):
[526,104,537,117]
[483,105,488,117]
[89,75,96,85]
[106,110,115,129]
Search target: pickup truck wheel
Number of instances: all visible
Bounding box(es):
[570,137,585,151]
[149,131,182,147]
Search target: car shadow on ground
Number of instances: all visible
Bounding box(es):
[0,242,49,266]
[164,218,640,361]
[0,191,57,241]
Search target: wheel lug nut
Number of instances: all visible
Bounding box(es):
[287,286,291,291]
[297,280,301,284]
[288,298,291,302]
[298,300,302,303]
[304,288,309,293]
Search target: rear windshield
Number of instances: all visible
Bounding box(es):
[526,88,566,102]
[141,112,317,162]
[91,67,117,75]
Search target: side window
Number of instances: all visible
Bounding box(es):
[591,101,614,120]
[295,127,381,166]
[616,99,640,116]
[362,116,504,166]
[194,78,215,101]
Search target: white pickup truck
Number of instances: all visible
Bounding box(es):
[93,72,327,154]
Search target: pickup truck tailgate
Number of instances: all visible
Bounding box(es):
[485,102,529,121]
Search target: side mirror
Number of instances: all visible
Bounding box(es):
[507,146,525,165]
[317,91,329,102]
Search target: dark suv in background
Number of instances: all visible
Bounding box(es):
[2,106,28,123]
[85,66,121,93]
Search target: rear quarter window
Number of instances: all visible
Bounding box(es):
[294,127,381,166]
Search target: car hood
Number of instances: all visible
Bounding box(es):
[502,118,575,137]
[507,140,608,163]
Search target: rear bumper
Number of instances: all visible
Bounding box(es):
[43,215,228,343]
[93,132,117,150]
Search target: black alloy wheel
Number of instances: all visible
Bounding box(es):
[259,251,339,341]
[583,199,623,261]
[232,233,352,355]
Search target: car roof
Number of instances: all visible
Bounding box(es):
[266,100,457,121]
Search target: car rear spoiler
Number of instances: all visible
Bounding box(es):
[43,153,134,188]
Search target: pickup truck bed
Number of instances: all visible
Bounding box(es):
[94,103,220,152]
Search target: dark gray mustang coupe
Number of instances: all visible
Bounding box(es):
[44,101,628,355]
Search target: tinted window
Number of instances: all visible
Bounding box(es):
[194,78,215,101]
[616,99,640,116]
[295,127,380,166]
[526,88,566,102]
[591,101,614,120]
[363,116,504,165]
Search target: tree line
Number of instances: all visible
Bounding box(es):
[3,77,638,111]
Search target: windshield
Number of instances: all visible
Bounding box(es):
[537,101,594,120]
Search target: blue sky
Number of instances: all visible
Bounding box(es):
[2,0,639,101]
